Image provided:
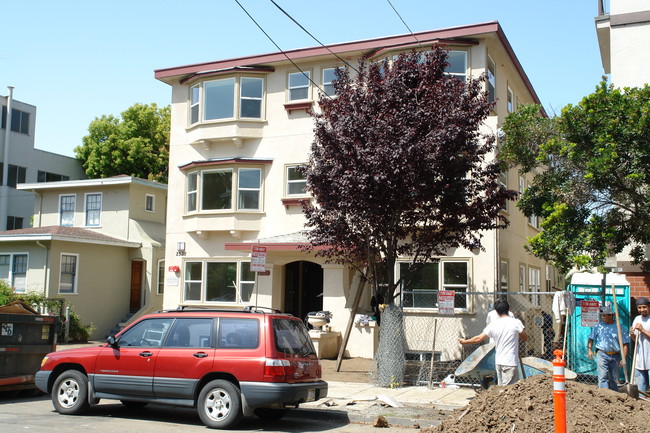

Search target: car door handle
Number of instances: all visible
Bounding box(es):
[193,352,208,358]
[139,351,153,357]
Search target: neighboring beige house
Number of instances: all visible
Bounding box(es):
[155,22,559,359]
[595,0,650,299]
[0,176,167,339]
[1,90,86,230]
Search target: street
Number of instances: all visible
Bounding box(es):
[0,391,413,433]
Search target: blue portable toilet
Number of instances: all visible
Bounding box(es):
[567,272,630,380]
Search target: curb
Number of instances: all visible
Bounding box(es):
[291,408,443,428]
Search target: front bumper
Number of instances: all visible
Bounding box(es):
[35,370,52,393]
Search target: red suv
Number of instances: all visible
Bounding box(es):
[36,307,327,429]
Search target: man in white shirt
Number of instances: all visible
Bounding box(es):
[631,297,650,392]
[459,299,528,386]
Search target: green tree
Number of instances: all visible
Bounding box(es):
[303,48,515,304]
[500,81,650,274]
[75,103,170,183]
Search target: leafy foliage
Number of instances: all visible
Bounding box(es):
[75,103,170,183]
[303,48,516,301]
[500,81,650,273]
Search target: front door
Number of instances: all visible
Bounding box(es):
[130,260,143,312]
[283,261,323,320]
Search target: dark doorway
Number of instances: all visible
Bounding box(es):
[283,261,323,320]
[130,260,144,312]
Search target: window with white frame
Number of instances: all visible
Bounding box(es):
[59,254,78,294]
[322,68,338,97]
[507,87,515,113]
[446,51,467,81]
[0,253,28,292]
[529,267,541,306]
[499,168,508,212]
[500,260,509,291]
[157,259,165,295]
[288,71,311,101]
[187,167,263,213]
[519,264,526,291]
[60,194,76,226]
[145,194,155,212]
[399,260,469,310]
[85,193,101,226]
[183,261,255,303]
[190,76,265,125]
[519,176,525,196]
[487,56,496,104]
[286,165,307,196]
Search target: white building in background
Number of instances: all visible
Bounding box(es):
[1,89,86,230]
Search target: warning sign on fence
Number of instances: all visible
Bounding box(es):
[581,300,600,327]
[438,290,455,315]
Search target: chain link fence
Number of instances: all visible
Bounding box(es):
[373,291,633,389]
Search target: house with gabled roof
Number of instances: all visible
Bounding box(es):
[0,176,167,339]
[155,22,560,359]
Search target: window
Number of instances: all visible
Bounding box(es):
[322,68,338,96]
[85,193,101,226]
[218,318,259,349]
[164,318,213,348]
[519,176,525,196]
[0,164,27,188]
[187,166,264,214]
[0,253,28,292]
[60,195,76,226]
[499,168,508,212]
[529,267,541,306]
[118,318,173,348]
[190,84,200,125]
[6,216,23,230]
[288,71,310,101]
[399,261,469,310]
[446,51,467,81]
[286,165,307,196]
[191,76,265,124]
[487,56,496,104]
[145,194,155,212]
[187,172,198,212]
[1,106,30,135]
[157,260,165,295]
[183,261,255,304]
[500,260,509,291]
[239,77,263,118]
[507,87,515,113]
[519,265,526,291]
[59,254,78,294]
[37,171,70,182]
[237,168,261,210]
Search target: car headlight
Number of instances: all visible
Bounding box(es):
[40,356,49,368]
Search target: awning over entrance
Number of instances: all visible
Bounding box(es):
[225,231,316,252]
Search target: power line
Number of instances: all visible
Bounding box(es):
[267,0,359,74]
[385,0,422,46]
[233,0,331,98]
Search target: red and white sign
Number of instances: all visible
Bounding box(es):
[251,246,267,272]
[581,300,600,327]
[438,290,455,315]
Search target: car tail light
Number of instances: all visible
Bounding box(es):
[264,359,294,381]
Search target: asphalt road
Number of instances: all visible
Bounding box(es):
[0,391,413,433]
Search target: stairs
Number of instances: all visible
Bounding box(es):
[107,312,134,338]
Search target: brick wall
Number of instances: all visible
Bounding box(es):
[625,272,650,298]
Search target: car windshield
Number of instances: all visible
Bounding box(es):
[272,318,316,356]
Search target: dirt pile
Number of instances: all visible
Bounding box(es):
[423,374,647,433]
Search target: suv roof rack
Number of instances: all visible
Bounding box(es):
[157,305,291,315]
[243,305,286,314]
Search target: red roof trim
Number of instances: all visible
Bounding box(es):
[180,66,275,85]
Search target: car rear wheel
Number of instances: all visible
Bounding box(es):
[253,407,289,420]
[197,379,242,429]
[51,370,90,415]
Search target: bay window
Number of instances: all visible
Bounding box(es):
[184,261,255,303]
[400,260,469,310]
[187,166,262,213]
[237,168,261,210]
[190,76,264,125]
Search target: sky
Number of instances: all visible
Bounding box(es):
[1,0,605,157]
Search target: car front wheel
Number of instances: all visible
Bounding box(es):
[52,370,90,415]
[197,379,242,429]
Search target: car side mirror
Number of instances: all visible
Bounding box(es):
[106,335,119,348]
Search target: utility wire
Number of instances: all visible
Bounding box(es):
[385,0,422,46]
[268,0,359,74]
[233,0,331,98]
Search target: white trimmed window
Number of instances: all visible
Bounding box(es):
[487,56,496,104]
[187,172,198,212]
[190,84,200,124]
[59,194,76,226]
[288,71,311,101]
[399,260,469,310]
[85,193,102,226]
[183,261,255,303]
[237,168,261,210]
[190,76,265,125]
[157,259,165,295]
[529,267,541,306]
[519,264,526,291]
[500,260,509,291]
[507,87,515,113]
[322,68,338,97]
[145,194,155,212]
[285,165,307,196]
[446,51,467,81]
[59,254,78,294]
[187,167,263,213]
[0,253,28,292]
